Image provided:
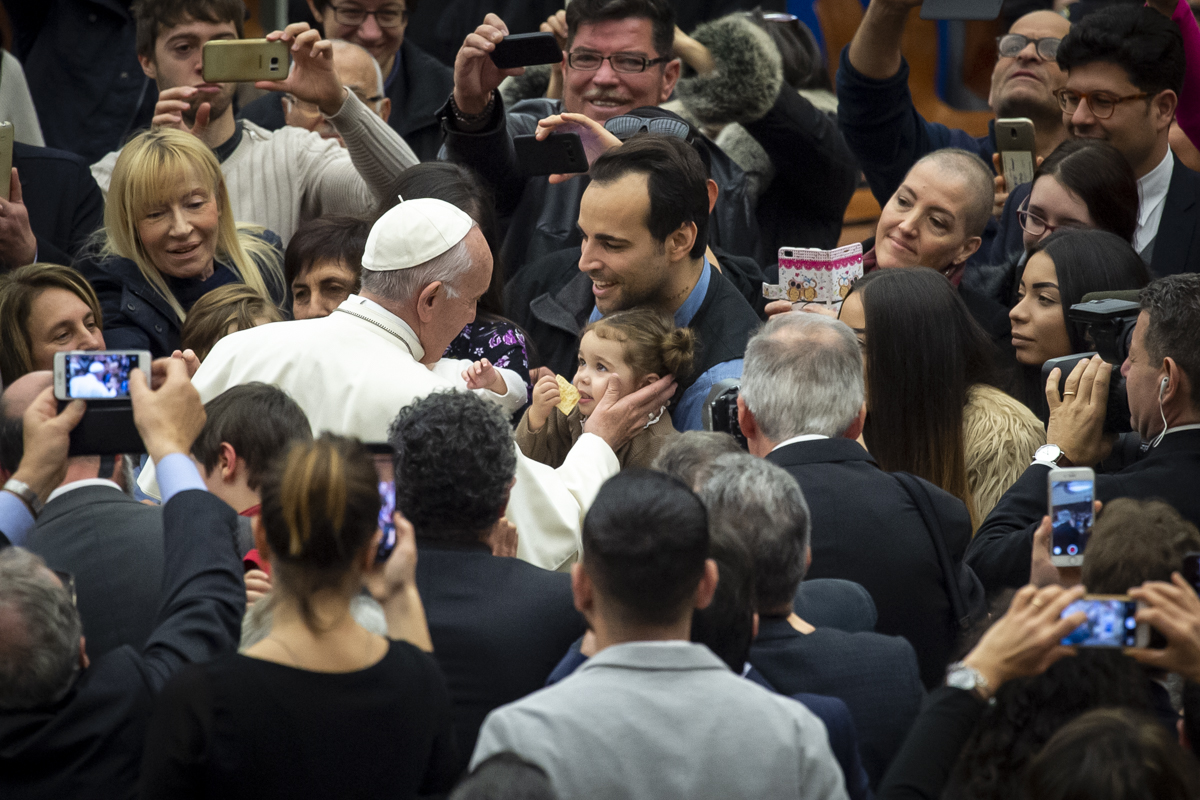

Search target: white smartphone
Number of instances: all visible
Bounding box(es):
[0,121,12,201]
[1048,466,1095,567]
[1060,595,1149,648]
[996,118,1036,189]
[53,350,151,401]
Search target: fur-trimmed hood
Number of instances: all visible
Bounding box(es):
[674,14,783,126]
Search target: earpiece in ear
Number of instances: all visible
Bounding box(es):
[1161,376,1170,398]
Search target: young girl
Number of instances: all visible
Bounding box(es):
[517,309,695,470]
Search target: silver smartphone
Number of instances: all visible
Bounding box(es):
[1048,466,1095,567]
[53,350,151,401]
[1060,595,1149,648]
[996,118,1037,189]
[0,121,12,201]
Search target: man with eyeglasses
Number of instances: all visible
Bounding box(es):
[441,0,759,271]
[838,0,1071,261]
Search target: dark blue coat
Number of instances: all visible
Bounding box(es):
[13,141,104,269]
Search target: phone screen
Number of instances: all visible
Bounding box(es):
[63,352,140,399]
[1050,478,1094,559]
[375,453,397,564]
[1060,598,1140,647]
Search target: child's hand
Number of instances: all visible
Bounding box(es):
[528,374,561,432]
[462,358,507,395]
[245,569,272,607]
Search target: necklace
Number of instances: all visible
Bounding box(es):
[334,307,416,358]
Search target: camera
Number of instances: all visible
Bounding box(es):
[702,379,748,449]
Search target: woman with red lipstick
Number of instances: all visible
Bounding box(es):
[75,128,286,358]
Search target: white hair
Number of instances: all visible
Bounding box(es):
[330,39,385,108]
[358,230,477,304]
[740,313,864,441]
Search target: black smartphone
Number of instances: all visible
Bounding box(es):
[490,32,563,69]
[921,0,1003,20]
[370,447,397,564]
[1185,553,1200,596]
[514,133,588,176]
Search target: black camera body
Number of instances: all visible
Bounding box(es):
[702,379,748,449]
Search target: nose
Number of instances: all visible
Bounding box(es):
[168,206,192,237]
[895,211,919,236]
[1016,40,1040,63]
[1120,357,1131,379]
[357,14,383,41]
[579,241,602,273]
[82,326,105,350]
[1009,297,1029,325]
[1070,98,1096,128]
[591,58,620,85]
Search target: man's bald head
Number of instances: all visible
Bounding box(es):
[990,9,1071,123]
[331,39,388,121]
[910,149,995,238]
[0,371,53,421]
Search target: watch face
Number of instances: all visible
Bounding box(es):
[1036,445,1061,462]
[946,668,977,691]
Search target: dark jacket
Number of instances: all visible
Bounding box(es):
[440,96,760,272]
[874,687,987,800]
[415,538,586,765]
[967,429,1200,593]
[237,39,452,163]
[23,485,163,662]
[767,438,974,689]
[749,616,925,788]
[5,0,156,163]
[835,47,998,265]
[73,230,286,358]
[0,490,243,800]
[12,142,104,269]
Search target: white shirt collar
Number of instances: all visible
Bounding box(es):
[47,479,123,504]
[335,294,425,361]
[771,434,830,452]
[1161,423,1200,438]
[1134,150,1174,254]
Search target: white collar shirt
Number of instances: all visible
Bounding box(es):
[1134,150,1174,255]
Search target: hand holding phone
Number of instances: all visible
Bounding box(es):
[54,351,151,401]
[1048,467,1096,567]
[514,132,588,176]
[490,32,563,69]
[1127,573,1200,681]
[996,118,1036,189]
[1059,595,1149,648]
[375,451,398,564]
[0,121,12,202]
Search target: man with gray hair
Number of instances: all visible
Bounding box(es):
[700,452,923,787]
[737,313,974,690]
[190,198,675,570]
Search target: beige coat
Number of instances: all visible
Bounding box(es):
[516,404,679,471]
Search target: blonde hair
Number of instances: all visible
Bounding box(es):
[101,127,283,322]
[583,308,696,381]
[180,283,284,361]
[0,264,104,383]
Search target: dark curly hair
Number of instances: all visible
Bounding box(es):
[1056,4,1185,96]
[388,390,517,544]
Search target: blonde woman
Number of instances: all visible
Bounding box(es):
[75,128,285,357]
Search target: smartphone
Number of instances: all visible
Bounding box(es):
[921,0,1004,20]
[53,351,150,401]
[1048,467,1095,567]
[0,121,12,201]
[202,39,290,83]
[514,132,588,176]
[371,448,397,564]
[996,118,1037,188]
[1060,595,1149,648]
[1184,552,1200,596]
[490,32,563,69]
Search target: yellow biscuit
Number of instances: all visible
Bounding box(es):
[555,375,580,415]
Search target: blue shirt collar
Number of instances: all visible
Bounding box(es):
[588,258,711,326]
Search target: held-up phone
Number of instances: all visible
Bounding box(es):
[1060,595,1149,648]
[53,351,150,400]
[1048,467,1095,567]
[514,132,588,177]
[921,0,1004,20]
[1184,552,1200,596]
[490,32,563,69]
[0,121,12,201]
[202,39,290,83]
[369,445,397,564]
[996,118,1037,188]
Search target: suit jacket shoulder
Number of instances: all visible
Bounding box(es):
[1153,156,1200,276]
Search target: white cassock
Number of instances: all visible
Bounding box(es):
[188,295,618,570]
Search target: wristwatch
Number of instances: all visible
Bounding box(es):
[1033,443,1073,468]
[3,478,44,518]
[946,661,992,701]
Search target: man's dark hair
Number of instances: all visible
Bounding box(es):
[191,383,312,491]
[449,753,558,800]
[689,535,756,672]
[1140,273,1200,412]
[283,215,371,289]
[1056,4,1185,96]
[589,134,710,259]
[134,0,247,60]
[1082,498,1200,594]
[565,0,675,59]
[581,469,709,626]
[388,390,517,544]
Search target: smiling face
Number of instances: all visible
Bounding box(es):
[1009,251,1073,366]
[563,18,680,121]
[140,17,239,126]
[315,0,407,71]
[874,160,981,271]
[27,288,106,371]
[1063,61,1171,178]
[573,330,641,416]
[989,11,1071,119]
[135,174,221,280]
[1022,174,1095,250]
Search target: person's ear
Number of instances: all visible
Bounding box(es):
[842,401,867,441]
[305,0,325,26]
[806,546,813,572]
[218,442,239,482]
[416,281,443,323]
[252,515,272,560]
[377,97,392,122]
[694,558,719,610]
[706,179,718,214]
[751,612,759,642]
[571,562,595,618]
[660,58,682,101]
[1155,90,1179,133]
[637,372,660,390]
[138,52,157,81]
[667,221,698,262]
[737,394,758,440]
[78,637,90,671]
[952,236,983,267]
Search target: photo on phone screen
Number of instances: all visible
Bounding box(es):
[62,352,141,399]
[1060,597,1141,647]
[1050,477,1094,561]
[375,453,397,564]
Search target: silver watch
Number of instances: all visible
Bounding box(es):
[1033,443,1069,467]
[945,661,990,698]
[3,478,44,517]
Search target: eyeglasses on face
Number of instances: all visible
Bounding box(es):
[1017,199,1088,238]
[996,33,1061,61]
[567,51,671,74]
[1054,88,1152,119]
[329,3,407,28]
[285,90,384,116]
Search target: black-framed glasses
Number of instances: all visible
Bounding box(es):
[329,3,407,28]
[1054,88,1152,119]
[567,51,671,73]
[1017,198,1087,238]
[996,33,1061,61]
[604,115,691,142]
[52,570,77,607]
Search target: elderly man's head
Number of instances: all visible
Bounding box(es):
[284,40,390,144]
[737,313,865,456]
[358,198,492,364]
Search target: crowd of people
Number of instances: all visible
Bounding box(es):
[3,0,1200,797]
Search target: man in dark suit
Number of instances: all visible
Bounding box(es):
[388,390,586,764]
[736,312,975,690]
[700,451,924,788]
[969,274,1200,591]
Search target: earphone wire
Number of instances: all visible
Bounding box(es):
[1151,378,1169,449]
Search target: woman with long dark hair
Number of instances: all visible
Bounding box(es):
[840,268,1043,525]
